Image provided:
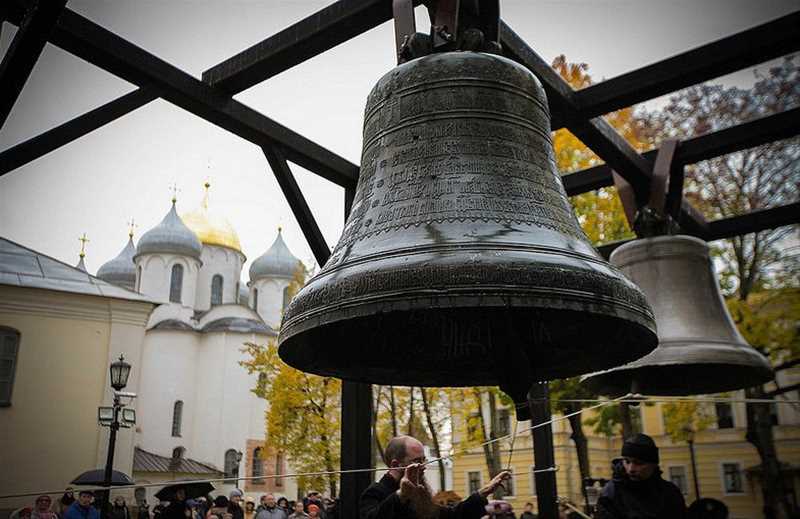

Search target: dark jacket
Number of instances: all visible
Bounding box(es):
[163,502,188,519]
[109,505,130,519]
[360,473,487,519]
[594,460,686,519]
[228,504,244,519]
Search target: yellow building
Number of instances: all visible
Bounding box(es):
[451,375,800,518]
[0,238,157,513]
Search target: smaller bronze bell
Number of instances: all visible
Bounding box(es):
[582,235,773,396]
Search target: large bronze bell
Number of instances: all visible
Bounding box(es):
[583,235,773,396]
[278,52,657,391]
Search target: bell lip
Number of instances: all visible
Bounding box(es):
[610,234,709,267]
[581,341,775,396]
[278,306,658,387]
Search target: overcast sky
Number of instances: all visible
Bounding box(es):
[1,0,796,276]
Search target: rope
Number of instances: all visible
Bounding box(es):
[0,394,624,502]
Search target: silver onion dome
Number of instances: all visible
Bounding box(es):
[249,228,301,281]
[97,236,137,290]
[135,201,203,260]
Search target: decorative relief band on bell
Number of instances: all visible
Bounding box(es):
[283,259,653,328]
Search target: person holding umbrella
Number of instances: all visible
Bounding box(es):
[156,483,216,519]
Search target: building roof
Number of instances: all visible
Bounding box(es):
[133,447,222,475]
[0,237,158,304]
[249,228,301,281]
[136,201,203,260]
[181,182,242,253]
[97,235,137,290]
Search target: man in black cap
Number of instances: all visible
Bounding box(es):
[594,433,686,519]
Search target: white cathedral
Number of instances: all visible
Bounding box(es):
[95,186,301,498]
[0,183,303,502]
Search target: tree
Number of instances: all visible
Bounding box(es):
[648,55,800,519]
[241,265,342,497]
[647,55,799,299]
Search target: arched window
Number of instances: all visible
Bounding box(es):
[172,446,185,459]
[0,327,21,406]
[135,266,142,292]
[252,287,259,311]
[171,400,183,437]
[211,275,224,306]
[169,264,183,303]
[282,286,291,311]
[252,447,264,483]
[224,449,239,477]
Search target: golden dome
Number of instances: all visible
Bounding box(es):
[181,182,242,253]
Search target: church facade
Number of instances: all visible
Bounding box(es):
[97,188,302,499]
[0,186,301,507]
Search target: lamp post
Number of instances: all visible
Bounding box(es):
[683,425,701,501]
[234,450,243,489]
[99,354,132,519]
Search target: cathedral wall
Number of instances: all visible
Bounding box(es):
[195,246,245,312]
[251,277,291,329]
[136,329,199,457]
[192,330,267,493]
[0,287,152,511]
[136,253,200,307]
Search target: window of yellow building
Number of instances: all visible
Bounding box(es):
[721,462,745,494]
[467,471,481,495]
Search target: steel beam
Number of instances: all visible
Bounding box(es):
[676,107,800,165]
[262,145,332,266]
[202,0,406,94]
[529,383,558,519]
[0,0,67,129]
[0,87,158,176]
[5,0,359,188]
[706,202,800,241]
[574,12,800,119]
[339,184,373,519]
[596,202,800,259]
[561,108,800,197]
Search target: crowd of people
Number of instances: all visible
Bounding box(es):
[148,488,336,519]
[9,433,724,519]
[9,489,335,519]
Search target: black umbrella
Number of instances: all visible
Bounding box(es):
[71,469,135,486]
[155,482,215,502]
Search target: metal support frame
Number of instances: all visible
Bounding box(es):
[339,186,373,518]
[262,145,331,266]
[4,0,359,188]
[0,0,67,129]
[0,87,159,175]
[1,2,799,513]
[529,383,558,519]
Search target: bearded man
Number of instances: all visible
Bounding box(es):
[360,435,510,519]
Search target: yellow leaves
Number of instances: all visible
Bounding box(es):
[662,401,714,443]
[551,55,645,245]
[726,288,800,361]
[242,332,342,494]
[570,188,634,244]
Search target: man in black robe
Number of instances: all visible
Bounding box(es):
[360,435,510,519]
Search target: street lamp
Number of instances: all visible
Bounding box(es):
[99,354,135,519]
[683,425,701,501]
[234,451,243,489]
